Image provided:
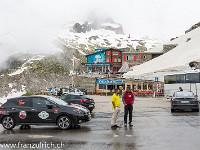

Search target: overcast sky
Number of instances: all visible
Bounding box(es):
[0,0,200,64]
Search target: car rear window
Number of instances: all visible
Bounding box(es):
[176,92,194,98]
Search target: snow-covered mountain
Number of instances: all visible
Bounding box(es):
[57,21,163,55]
[124,25,200,81]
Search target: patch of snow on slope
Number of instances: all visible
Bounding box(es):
[8,55,45,76]
[124,27,200,80]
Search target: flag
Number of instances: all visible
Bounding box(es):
[73,54,76,68]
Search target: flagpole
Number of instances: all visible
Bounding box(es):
[72,54,74,88]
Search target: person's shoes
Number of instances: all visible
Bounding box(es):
[111,125,117,129]
[129,122,133,126]
[124,123,127,127]
[114,125,120,128]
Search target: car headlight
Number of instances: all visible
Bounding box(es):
[73,109,84,114]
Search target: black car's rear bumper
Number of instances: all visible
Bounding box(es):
[172,104,199,110]
[83,103,95,111]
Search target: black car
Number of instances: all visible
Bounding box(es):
[0,95,91,130]
[171,91,199,112]
[59,94,95,112]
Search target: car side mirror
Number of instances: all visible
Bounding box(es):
[46,104,53,109]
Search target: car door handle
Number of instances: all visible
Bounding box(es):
[12,108,17,110]
[31,109,37,111]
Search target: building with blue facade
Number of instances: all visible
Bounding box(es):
[82,48,123,73]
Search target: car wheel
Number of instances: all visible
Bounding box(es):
[2,116,15,130]
[57,116,71,130]
[171,108,175,113]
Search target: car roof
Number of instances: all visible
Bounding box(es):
[7,95,53,100]
[65,93,83,95]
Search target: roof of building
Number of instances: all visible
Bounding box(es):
[86,48,124,56]
[122,51,163,54]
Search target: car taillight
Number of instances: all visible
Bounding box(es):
[191,99,197,101]
[0,107,6,109]
[80,100,88,103]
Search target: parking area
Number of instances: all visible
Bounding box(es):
[0,96,200,150]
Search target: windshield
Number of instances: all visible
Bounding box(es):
[176,92,194,98]
[47,96,68,106]
[81,95,91,99]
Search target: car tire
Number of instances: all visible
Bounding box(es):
[57,116,71,130]
[171,108,175,113]
[2,116,15,130]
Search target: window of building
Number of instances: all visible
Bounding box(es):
[126,56,129,60]
[106,58,109,62]
[164,75,176,84]
[99,84,106,89]
[114,58,117,62]
[186,73,200,83]
[176,74,186,83]
[118,58,121,62]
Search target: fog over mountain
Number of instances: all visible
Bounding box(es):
[1,0,200,69]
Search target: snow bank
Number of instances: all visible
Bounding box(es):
[124,27,200,79]
[8,55,45,76]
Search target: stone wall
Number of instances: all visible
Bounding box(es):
[0,72,96,97]
[163,44,178,53]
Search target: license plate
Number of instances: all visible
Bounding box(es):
[89,105,94,107]
[181,101,189,103]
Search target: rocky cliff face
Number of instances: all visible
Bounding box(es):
[185,22,200,34]
[0,72,96,98]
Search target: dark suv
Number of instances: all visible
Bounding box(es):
[171,91,199,112]
[0,95,91,130]
[59,94,95,112]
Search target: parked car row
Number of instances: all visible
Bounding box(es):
[52,88,87,96]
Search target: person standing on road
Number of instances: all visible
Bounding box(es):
[111,89,121,129]
[122,87,134,126]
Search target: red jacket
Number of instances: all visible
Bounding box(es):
[124,92,134,104]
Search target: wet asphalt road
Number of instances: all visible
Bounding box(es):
[0,109,200,150]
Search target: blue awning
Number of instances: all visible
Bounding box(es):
[83,63,112,66]
[96,79,125,85]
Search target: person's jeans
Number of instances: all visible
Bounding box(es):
[124,104,133,124]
